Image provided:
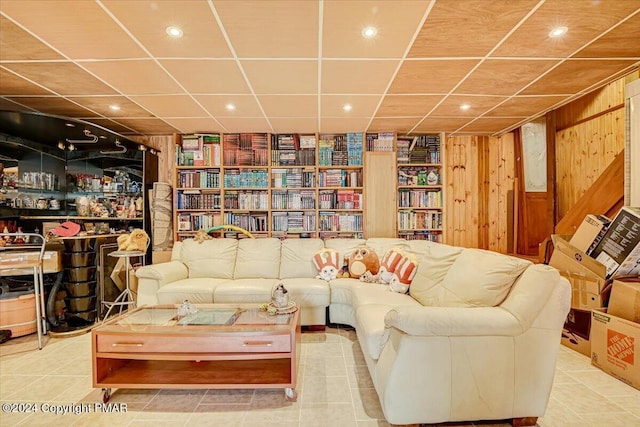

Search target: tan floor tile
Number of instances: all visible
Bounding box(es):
[300,402,357,426]
[251,388,300,410]
[577,411,640,427]
[551,383,627,414]
[133,410,192,421]
[0,404,34,425]
[188,408,246,426]
[347,365,375,389]
[107,388,160,404]
[141,389,205,413]
[301,331,343,343]
[201,388,254,404]
[0,375,42,399]
[342,342,367,366]
[13,409,82,426]
[538,396,590,427]
[566,369,640,398]
[50,376,94,402]
[611,395,640,418]
[243,406,301,423]
[357,420,392,426]
[304,342,344,358]
[301,376,351,403]
[69,410,138,426]
[351,387,385,421]
[305,356,348,377]
[128,420,188,426]
[8,375,82,401]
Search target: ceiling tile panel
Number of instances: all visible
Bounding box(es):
[241,60,317,94]
[574,14,640,58]
[114,118,180,134]
[0,16,64,60]
[367,117,420,133]
[84,118,137,134]
[431,95,508,117]
[492,0,640,58]
[215,117,272,133]
[322,60,398,94]
[270,118,319,134]
[103,0,232,58]
[0,97,36,112]
[130,95,208,117]
[323,1,429,58]
[214,0,318,58]
[6,97,98,117]
[485,96,569,117]
[521,59,638,95]
[82,60,183,95]
[376,95,442,116]
[195,95,263,117]
[258,95,317,118]
[0,68,53,95]
[388,60,479,94]
[414,117,472,132]
[1,62,118,95]
[67,96,154,118]
[321,95,380,117]
[408,0,538,58]
[163,118,224,134]
[0,0,146,59]
[454,59,559,95]
[459,117,525,133]
[320,118,370,133]
[161,60,249,94]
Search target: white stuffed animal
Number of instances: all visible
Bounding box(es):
[316,265,338,281]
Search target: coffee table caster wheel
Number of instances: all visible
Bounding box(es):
[284,387,297,401]
[102,388,111,403]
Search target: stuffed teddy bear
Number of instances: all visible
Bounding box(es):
[194,228,213,243]
[348,245,380,279]
[312,248,340,282]
[117,228,149,251]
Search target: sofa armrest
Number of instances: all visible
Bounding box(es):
[384,305,523,337]
[136,261,188,287]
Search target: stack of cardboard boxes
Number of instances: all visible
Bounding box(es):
[549,206,640,390]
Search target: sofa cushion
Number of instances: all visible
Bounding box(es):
[325,238,366,268]
[214,279,277,303]
[181,238,238,279]
[411,248,531,307]
[234,238,281,279]
[409,242,464,305]
[279,238,325,279]
[365,237,410,259]
[329,278,366,306]
[157,277,227,304]
[279,278,331,307]
[356,304,397,361]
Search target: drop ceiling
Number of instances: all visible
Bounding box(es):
[1,0,639,137]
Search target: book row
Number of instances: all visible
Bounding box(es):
[397,210,443,231]
[398,190,443,208]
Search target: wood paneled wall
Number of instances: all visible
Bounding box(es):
[130,135,175,185]
[444,134,515,252]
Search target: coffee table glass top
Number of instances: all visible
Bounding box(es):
[100,304,294,333]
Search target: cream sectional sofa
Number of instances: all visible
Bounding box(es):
[136,237,571,426]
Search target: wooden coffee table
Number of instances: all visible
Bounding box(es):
[92,303,301,402]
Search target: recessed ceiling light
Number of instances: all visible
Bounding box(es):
[225,103,236,111]
[109,104,120,111]
[549,26,568,38]
[343,104,353,112]
[65,123,75,127]
[361,26,377,39]
[99,135,107,139]
[460,104,471,111]
[166,26,183,38]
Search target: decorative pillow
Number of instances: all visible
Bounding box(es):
[312,248,340,282]
[348,245,380,279]
[379,249,418,293]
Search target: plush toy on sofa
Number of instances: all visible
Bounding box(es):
[117,229,149,252]
[379,249,418,293]
[313,248,340,282]
[348,245,380,279]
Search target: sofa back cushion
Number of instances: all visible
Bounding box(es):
[279,238,325,279]
[234,238,281,279]
[181,238,238,279]
[325,238,366,268]
[365,238,410,260]
[410,246,531,307]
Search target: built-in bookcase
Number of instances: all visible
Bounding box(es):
[396,134,444,241]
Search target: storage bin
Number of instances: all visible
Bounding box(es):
[0,292,36,337]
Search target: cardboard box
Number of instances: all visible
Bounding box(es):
[0,250,63,276]
[590,308,640,390]
[562,307,593,357]
[591,207,640,278]
[569,214,611,255]
[608,280,640,323]
[549,235,610,309]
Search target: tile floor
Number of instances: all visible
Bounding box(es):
[0,326,638,427]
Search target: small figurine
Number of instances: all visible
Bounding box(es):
[177,300,198,317]
[272,283,289,309]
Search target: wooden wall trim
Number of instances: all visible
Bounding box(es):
[555,103,624,132]
[478,136,490,250]
[545,111,557,235]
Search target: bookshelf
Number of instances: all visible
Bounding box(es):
[174,132,370,240]
[318,133,364,238]
[396,134,444,241]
